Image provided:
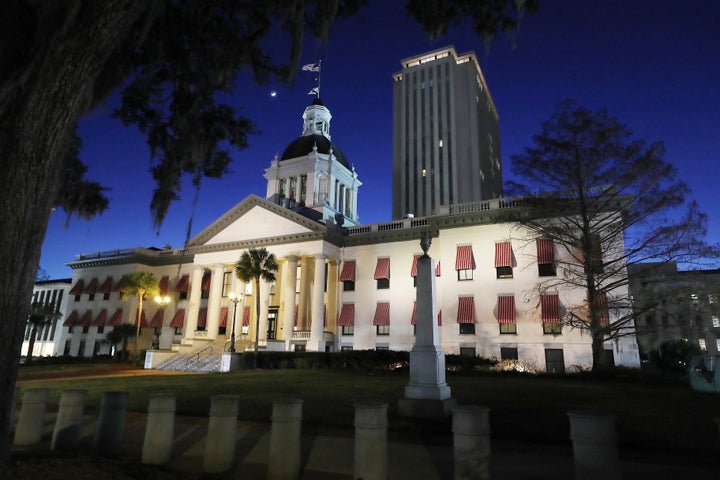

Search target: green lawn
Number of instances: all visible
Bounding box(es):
[16,365,720,460]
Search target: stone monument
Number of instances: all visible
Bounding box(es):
[398,233,456,417]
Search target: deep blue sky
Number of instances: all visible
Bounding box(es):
[41,1,720,279]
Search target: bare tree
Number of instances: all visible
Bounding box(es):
[506,100,719,372]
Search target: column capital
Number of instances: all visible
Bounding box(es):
[284,255,300,263]
[313,253,326,261]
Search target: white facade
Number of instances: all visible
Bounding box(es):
[21,279,72,358]
[55,99,640,372]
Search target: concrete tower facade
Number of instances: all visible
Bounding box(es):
[392,46,501,219]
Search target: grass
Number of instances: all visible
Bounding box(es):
[15,362,720,462]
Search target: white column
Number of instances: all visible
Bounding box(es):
[184,266,204,341]
[258,278,271,345]
[205,264,224,339]
[309,255,326,351]
[281,256,298,351]
[297,257,311,329]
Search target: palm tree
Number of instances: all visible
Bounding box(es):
[119,272,159,358]
[25,302,62,364]
[105,324,136,361]
[235,248,278,368]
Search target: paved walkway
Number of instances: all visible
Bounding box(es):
[12,410,717,479]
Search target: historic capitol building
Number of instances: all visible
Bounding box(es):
[26,47,641,372]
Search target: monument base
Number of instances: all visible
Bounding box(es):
[398,397,457,419]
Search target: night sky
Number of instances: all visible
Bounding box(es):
[40,1,720,279]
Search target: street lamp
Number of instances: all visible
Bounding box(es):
[228,292,242,353]
[153,295,171,349]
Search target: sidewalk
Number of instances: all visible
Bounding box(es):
[12,410,717,479]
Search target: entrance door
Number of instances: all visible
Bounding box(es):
[267,308,278,340]
[545,348,565,374]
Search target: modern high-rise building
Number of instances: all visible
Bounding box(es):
[392,46,502,219]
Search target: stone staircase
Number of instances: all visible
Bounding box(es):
[153,337,256,373]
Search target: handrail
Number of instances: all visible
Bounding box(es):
[186,344,214,366]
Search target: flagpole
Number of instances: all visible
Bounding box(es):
[316,60,322,98]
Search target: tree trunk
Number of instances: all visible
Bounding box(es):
[0,1,147,463]
[253,276,261,368]
[591,332,606,374]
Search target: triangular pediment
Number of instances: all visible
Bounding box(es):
[188,195,325,248]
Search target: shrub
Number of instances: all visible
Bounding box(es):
[648,339,702,374]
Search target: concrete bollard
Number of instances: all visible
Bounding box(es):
[203,395,240,473]
[142,394,176,465]
[452,405,491,480]
[13,388,50,446]
[51,389,87,451]
[268,398,304,480]
[567,411,621,480]
[93,391,129,457]
[354,402,388,480]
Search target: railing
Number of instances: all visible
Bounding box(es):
[347,217,429,236]
[292,330,311,339]
[186,344,214,367]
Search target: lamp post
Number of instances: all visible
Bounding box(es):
[228,292,242,353]
[153,295,171,350]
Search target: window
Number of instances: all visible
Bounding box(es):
[339,260,356,291]
[222,272,231,297]
[103,293,110,301]
[341,325,354,336]
[175,327,182,335]
[374,258,390,289]
[82,326,89,334]
[88,294,95,301]
[373,302,390,335]
[543,323,562,335]
[459,323,475,335]
[716,339,720,352]
[495,242,513,278]
[179,291,188,300]
[460,347,476,357]
[457,269,473,281]
[376,325,390,336]
[537,239,556,277]
[201,271,211,299]
[74,295,81,302]
[97,326,104,334]
[294,344,306,352]
[538,263,556,277]
[713,316,720,328]
[341,346,353,352]
[500,323,517,334]
[376,345,389,351]
[455,245,475,281]
[500,347,518,361]
[63,340,72,355]
[699,338,707,350]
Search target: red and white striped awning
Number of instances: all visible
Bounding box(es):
[170,309,185,328]
[218,307,228,328]
[92,309,107,327]
[410,254,422,277]
[108,309,124,327]
[159,276,169,295]
[201,272,211,292]
[374,258,390,280]
[63,310,79,327]
[541,294,561,323]
[373,302,390,326]
[83,278,98,295]
[79,310,93,327]
[197,308,207,328]
[457,297,477,324]
[497,296,516,323]
[339,260,356,282]
[98,277,113,294]
[495,242,512,268]
[455,245,475,270]
[137,309,148,328]
[593,292,610,324]
[242,306,250,327]
[149,310,164,328]
[294,305,299,327]
[337,304,355,326]
[536,239,555,264]
[68,280,84,296]
[175,275,189,293]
